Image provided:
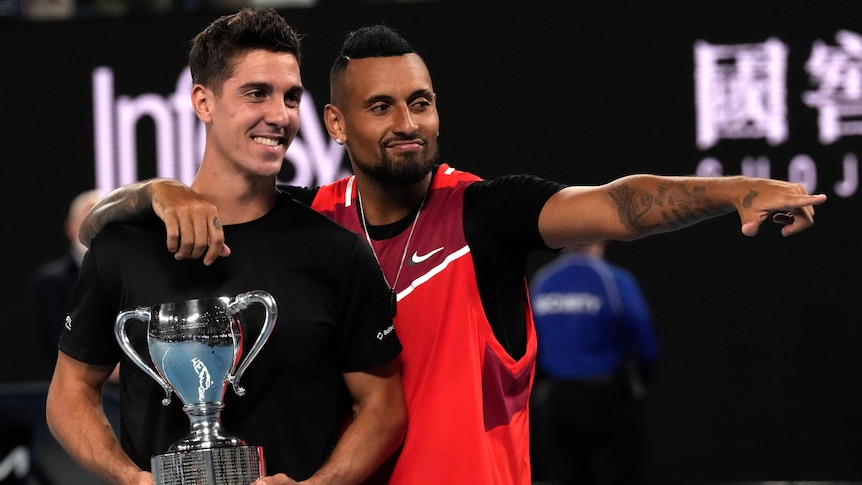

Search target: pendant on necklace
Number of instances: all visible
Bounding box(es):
[358,187,428,322]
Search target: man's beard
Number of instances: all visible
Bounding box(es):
[356,142,439,186]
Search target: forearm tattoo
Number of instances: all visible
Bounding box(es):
[81,188,147,243]
[608,181,725,235]
[742,190,759,209]
[126,187,147,215]
[81,215,101,243]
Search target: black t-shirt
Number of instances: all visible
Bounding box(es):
[59,192,400,478]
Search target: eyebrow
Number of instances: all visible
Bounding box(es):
[286,85,305,98]
[363,89,433,107]
[238,82,305,97]
[238,81,273,93]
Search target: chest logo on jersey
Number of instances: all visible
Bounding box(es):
[409,247,444,265]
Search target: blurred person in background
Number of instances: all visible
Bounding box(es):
[530,241,658,485]
[30,189,101,378]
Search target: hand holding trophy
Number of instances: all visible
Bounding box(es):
[115,290,277,485]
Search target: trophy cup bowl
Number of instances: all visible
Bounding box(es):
[115,290,277,485]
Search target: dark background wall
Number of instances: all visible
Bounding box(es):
[1,1,860,482]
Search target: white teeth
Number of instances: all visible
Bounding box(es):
[253,137,279,147]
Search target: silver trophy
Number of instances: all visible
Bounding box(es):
[115,291,277,485]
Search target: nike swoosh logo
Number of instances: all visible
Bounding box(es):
[410,247,444,265]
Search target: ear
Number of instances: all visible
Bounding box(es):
[324,103,345,144]
[191,84,213,123]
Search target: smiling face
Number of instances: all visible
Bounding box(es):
[326,53,439,186]
[193,48,303,179]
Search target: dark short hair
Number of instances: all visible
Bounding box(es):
[189,8,302,93]
[329,24,417,96]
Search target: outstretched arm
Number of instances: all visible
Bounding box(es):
[539,175,827,249]
[80,179,230,265]
[47,353,154,485]
[252,359,406,485]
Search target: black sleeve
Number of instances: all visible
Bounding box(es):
[463,175,565,252]
[58,231,125,366]
[335,235,402,373]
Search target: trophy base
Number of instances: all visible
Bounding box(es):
[151,445,264,485]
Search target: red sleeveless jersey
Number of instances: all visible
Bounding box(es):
[312,164,536,484]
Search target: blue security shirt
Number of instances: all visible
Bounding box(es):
[530,253,658,380]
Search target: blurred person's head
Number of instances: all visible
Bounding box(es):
[66,190,101,263]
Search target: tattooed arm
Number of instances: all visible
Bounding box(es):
[538,175,827,249]
[79,179,229,265]
[79,181,150,244]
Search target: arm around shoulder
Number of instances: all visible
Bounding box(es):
[79,179,164,245]
[80,178,230,265]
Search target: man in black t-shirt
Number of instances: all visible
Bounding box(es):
[46,9,405,485]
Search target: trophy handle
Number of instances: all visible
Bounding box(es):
[115,308,173,406]
[227,290,278,397]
